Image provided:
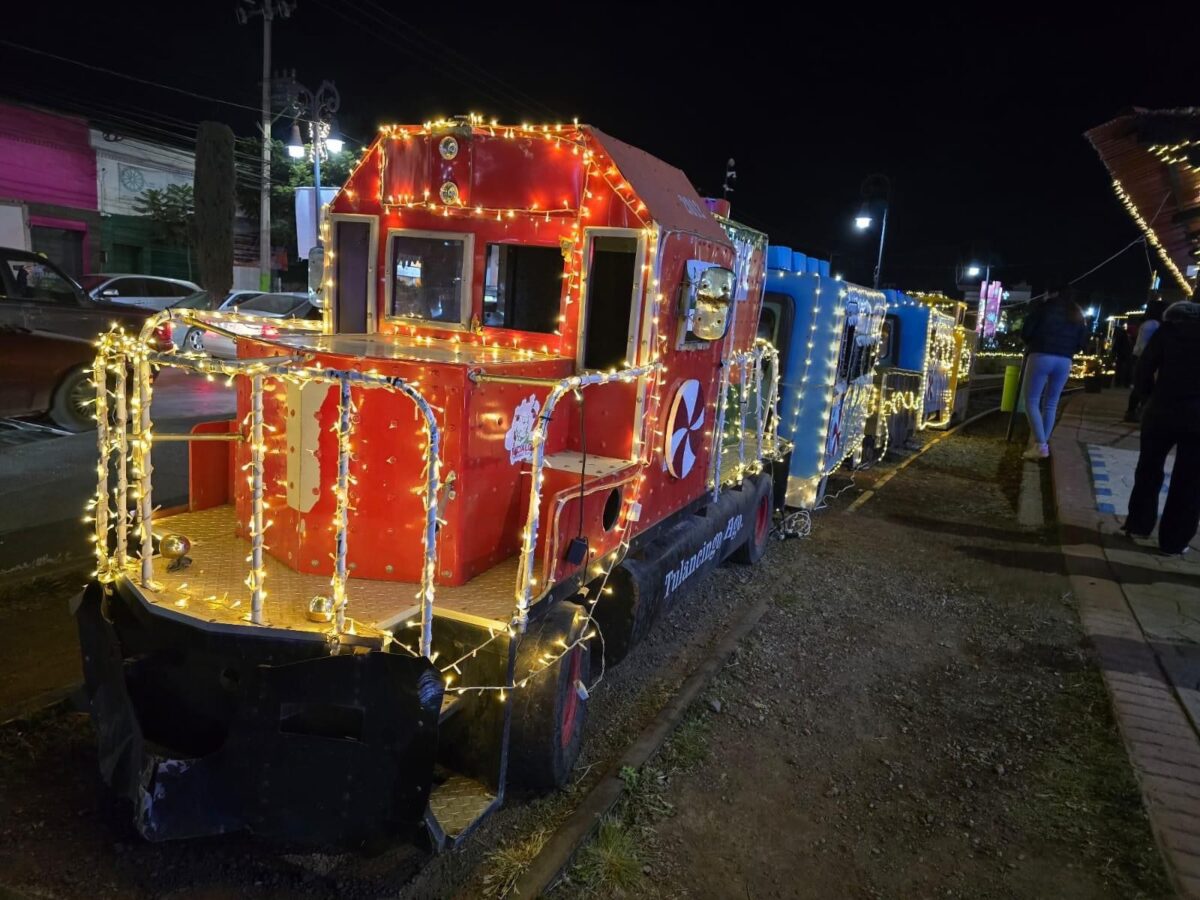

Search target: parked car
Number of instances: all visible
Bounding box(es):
[0,325,100,431]
[175,292,320,357]
[79,273,202,311]
[219,290,266,309]
[0,248,174,351]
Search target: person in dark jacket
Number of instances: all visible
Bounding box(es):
[1020,289,1089,459]
[1123,300,1200,555]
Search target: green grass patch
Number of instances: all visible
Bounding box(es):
[662,711,710,773]
[480,827,550,899]
[571,817,645,896]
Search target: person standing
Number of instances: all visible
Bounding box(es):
[1019,288,1089,460]
[1124,301,1166,421]
[1123,300,1200,556]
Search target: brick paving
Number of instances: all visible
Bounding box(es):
[1051,388,1200,898]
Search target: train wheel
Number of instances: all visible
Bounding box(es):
[731,474,773,564]
[508,601,590,791]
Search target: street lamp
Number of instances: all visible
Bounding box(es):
[966,264,981,278]
[286,79,342,252]
[852,175,890,289]
[286,122,305,159]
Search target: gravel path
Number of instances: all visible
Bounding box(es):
[553,416,1168,899]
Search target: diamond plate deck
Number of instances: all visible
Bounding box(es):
[127,505,518,637]
[428,774,496,838]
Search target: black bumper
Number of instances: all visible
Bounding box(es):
[75,581,443,844]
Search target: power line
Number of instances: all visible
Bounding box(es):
[309,0,557,120]
[355,0,558,118]
[0,38,320,127]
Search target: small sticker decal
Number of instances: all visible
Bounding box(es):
[505,394,541,464]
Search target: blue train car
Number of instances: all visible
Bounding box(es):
[760,246,886,508]
[864,292,963,457]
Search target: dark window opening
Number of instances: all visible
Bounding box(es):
[335,220,370,333]
[388,233,466,325]
[761,292,795,377]
[582,236,637,370]
[483,243,563,334]
[879,315,899,367]
[837,321,858,381]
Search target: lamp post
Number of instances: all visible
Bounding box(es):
[853,174,891,289]
[286,79,342,254]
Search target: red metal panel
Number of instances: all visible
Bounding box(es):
[380,135,433,205]
[188,420,236,511]
[470,135,582,214]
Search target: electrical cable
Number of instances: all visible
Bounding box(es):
[354,0,560,119]
[0,39,324,124]
[309,0,559,120]
[1000,236,1149,308]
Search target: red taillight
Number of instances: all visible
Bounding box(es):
[154,323,173,346]
[261,323,280,339]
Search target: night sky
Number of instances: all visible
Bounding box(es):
[7,2,1194,302]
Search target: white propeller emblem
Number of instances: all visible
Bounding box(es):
[666,379,705,479]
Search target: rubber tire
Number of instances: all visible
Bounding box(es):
[182,327,205,353]
[731,474,773,564]
[588,562,655,670]
[49,366,95,433]
[507,601,590,792]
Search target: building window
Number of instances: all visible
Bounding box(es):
[483,243,563,334]
[387,231,470,325]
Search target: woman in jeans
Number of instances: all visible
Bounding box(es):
[1019,289,1089,460]
[1124,300,1200,556]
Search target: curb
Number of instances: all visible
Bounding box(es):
[507,589,774,897]
[0,682,84,728]
[1049,394,1200,899]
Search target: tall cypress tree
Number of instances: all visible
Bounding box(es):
[194,122,235,299]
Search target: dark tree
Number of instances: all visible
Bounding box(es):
[194,121,236,298]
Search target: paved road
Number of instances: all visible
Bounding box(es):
[0,369,235,581]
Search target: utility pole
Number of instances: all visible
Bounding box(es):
[237,0,294,291]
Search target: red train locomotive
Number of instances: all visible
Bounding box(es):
[77,118,788,846]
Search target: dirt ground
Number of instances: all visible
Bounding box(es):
[0,415,1169,899]
[553,416,1169,900]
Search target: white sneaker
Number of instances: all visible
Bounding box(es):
[1022,443,1049,461]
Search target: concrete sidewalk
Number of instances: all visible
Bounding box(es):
[1051,388,1200,898]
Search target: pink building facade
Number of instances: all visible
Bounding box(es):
[0,101,101,277]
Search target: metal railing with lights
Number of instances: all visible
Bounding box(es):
[709,339,784,497]
[90,311,444,658]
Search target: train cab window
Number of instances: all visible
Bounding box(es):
[760,292,794,375]
[386,231,471,326]
[482,244,563,334]
[836,319,857,381]
[582,235,638,370]
[878,314,899,367]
